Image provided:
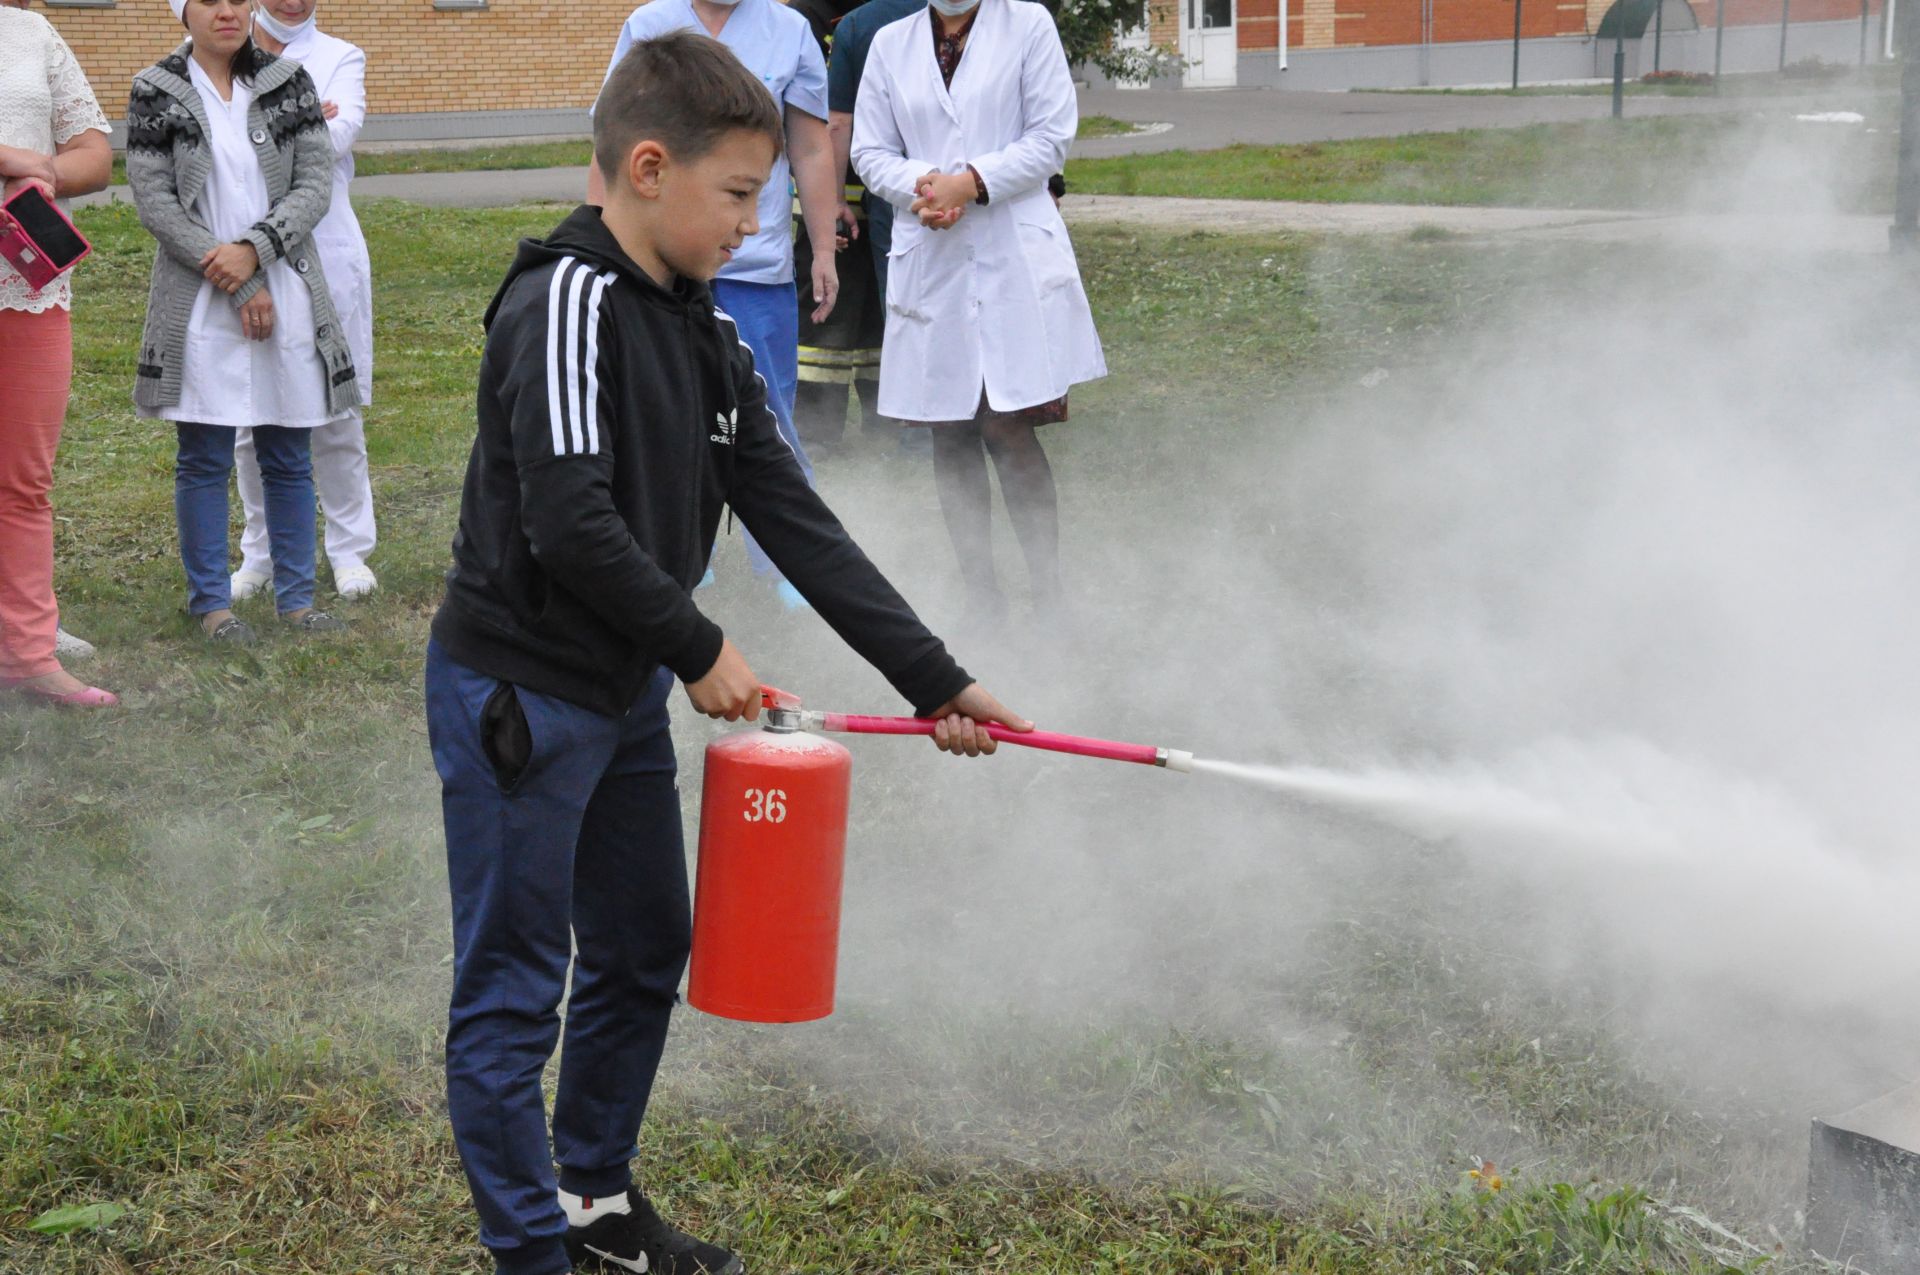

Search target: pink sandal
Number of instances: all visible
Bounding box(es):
[0,675,120,709]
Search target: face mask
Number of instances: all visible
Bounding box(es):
[928,0,981,16]
[253,5,316,42]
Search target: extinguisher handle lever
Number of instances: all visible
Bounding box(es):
[759,684,802,712]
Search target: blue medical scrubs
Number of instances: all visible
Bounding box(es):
[606,0,827,577]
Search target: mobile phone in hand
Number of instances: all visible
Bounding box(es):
[0,184,92,291]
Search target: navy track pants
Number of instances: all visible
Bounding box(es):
[425,640,690,1275]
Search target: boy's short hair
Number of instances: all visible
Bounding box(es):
[594,32,786,187]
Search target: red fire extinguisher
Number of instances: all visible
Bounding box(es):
[687,687,851,1023]
[688,685,1193,1023]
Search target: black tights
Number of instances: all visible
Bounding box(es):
[930,415,1061,608]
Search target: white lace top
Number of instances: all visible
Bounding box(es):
[0,8,111,313]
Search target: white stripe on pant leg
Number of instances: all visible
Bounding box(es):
[312,407,376,573]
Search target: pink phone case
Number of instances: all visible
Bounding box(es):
[0,186,93,292]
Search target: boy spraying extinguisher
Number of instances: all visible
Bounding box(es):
[423,31,1029,1275]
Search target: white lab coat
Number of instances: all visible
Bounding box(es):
[233,25,378,573]
[852,0,1104,422]
[279,26,373,406]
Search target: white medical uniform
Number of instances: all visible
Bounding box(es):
[236,26,377,579]
[604,0,828,286]
[851,0,1105,422]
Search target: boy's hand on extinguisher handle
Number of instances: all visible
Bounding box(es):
[926,683,1032,758]
[686,638,762,722]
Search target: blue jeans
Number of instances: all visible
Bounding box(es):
[174,422,316,616]
[425,643,687,1275]
[711,277,813,579]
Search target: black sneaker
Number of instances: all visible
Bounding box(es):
[564,1190,743,1275]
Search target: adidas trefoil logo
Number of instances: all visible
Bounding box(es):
[710,408,737,446]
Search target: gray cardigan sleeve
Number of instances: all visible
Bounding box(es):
[124,87,225,276]
[238,72,332,276]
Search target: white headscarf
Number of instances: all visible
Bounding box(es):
[167,0,184,18]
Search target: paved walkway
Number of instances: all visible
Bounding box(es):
[75,177,1890,253]
[71,83,1888,251]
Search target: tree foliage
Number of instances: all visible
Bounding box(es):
[1044,0,1185,84]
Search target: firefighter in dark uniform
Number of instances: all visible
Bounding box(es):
[790,0,886,454]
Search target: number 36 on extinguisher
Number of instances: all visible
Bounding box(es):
[742,788,788,823]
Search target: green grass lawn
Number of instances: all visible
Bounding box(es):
[1076,113,1142,138]
[1382,59,1899,97]
[105,103,1897,214]
[109,140,595,186]
[109,114,1149,185]
[1067,114,1897,211]
[0,198,1839,1272]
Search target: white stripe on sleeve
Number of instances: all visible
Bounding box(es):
[582,270,615,455]
[544,258,576,456]
[563,264,591,455]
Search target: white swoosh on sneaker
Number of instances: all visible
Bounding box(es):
[587,1245,649,1273]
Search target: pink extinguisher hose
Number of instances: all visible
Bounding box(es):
[815,713,1191,771]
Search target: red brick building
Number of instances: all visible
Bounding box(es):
[38,0,1893,121]
[1206,0,1875,52]
[1143,0,1884,89]
[39,0,632,125]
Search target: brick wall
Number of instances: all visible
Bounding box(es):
[41,0,637,119]
[1687,0,1877,26]
[1207,0,1878,50]
[1148,0,1180,47]
[1336,0,1589,44]
[44,0,1885,105]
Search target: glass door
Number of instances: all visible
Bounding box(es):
[1182,0,1238,86]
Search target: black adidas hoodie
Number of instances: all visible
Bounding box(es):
[431,206,970,718]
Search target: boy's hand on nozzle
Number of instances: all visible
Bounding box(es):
[925,683,1031,758]
[686,638,761,722]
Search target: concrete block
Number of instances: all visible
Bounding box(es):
[1808,1081,1920,1273]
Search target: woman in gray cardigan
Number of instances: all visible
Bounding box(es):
[127,0,360,645]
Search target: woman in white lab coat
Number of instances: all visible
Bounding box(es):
[233,0,378,601]
[852,0,1104,620]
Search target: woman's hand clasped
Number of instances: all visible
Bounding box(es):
[911,170,976,231]
[201,241,261,294]
[238,288,275,342]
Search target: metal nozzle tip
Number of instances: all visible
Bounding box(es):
[762,706,804,733]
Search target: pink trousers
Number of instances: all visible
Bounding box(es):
[0,305,73,679]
